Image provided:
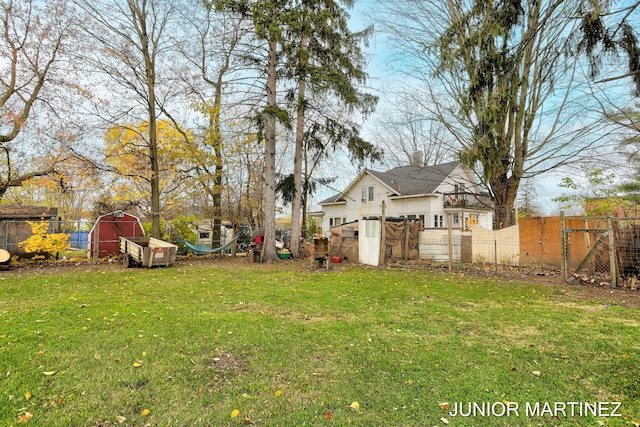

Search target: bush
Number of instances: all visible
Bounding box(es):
[19,221,69,255]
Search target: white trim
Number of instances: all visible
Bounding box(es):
[389,193,437,200]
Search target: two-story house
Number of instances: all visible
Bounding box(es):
[318,161,493,233]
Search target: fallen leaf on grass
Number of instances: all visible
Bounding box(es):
[17,412,33,424]
[115,415,126,424]
[42,371,57,376]
[323,411,333,419]
[439,402,449,410]
[532,370,541,377]
[274,390,283,396]
[25,392,31,401]
[440,417,449,424]
[133,361,142,368]
[141,409,150,416]
[241,417,254,424]
[348,401,360,411]
[231,409,239,418]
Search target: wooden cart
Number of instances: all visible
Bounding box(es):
[119,236,178,268]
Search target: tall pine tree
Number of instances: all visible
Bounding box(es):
[282,0,378,257]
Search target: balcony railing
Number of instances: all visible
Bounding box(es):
[443,192,494,210]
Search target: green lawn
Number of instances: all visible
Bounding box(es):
[1,259,638,426]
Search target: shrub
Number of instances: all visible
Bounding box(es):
[19,221,69,255]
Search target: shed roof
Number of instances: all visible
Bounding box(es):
[0,205,58,219]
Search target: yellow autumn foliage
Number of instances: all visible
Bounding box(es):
[19,221,69,254]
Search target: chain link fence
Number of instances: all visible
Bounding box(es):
[0,218,140,258]
[562,216,640,287]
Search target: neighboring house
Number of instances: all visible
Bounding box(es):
[319,161,494,233]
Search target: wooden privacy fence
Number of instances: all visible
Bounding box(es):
[325,214,640,288]
[329,218,421,266]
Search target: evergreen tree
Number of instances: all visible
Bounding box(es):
[576,1,640,94]
[282,0,379,257]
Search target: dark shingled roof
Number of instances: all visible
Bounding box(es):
[368,162,460,196]
[0,205,58,219]
[320,161,461,204]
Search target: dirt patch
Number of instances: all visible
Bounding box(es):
[387,259,640,308]
[211,351,246,373]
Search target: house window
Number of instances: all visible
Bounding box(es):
[330,217,346,227]
[434,214,444,228]
[419,215,425,228]
[199,232,210,239]
[465,214,478,229]
[452,213,460,227]
[362,185,374,203]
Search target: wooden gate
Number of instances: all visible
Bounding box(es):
[561,213,640,288]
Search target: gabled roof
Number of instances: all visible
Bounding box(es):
[370,162,461,196]
[320,161,463,204]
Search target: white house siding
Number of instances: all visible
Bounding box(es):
[388,196,439,226]
[321,174,387,233]
[441,164,482,193]
[320,164,493,234]
[476,213,493,230]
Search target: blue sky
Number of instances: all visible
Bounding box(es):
[312,0,623,216]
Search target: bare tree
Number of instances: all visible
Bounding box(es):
[373,91,457,168]
[375,0,614,228]
[175,1,259,245]
[75,0,180,238]
[0,0,77,199]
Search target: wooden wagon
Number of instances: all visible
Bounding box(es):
[119,236,177,268]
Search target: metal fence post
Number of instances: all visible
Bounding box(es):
[608,217,617,287]
[560,211,567,282]
[448,213,453,273]
[93,221,99,263]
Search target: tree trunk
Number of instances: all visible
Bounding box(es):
[262,38,278,262]
[144,39,161,239]
[149,120,161,239]
[211,86,223,249]
[491,173,520,229]
[290,34,308,259]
